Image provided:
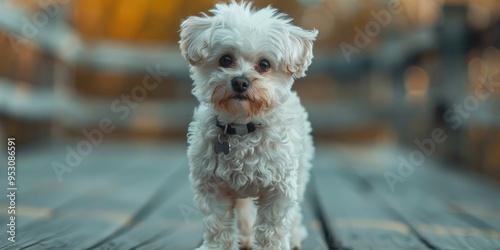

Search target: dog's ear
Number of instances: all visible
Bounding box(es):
[283,27,318,78]
[179,15,213,66]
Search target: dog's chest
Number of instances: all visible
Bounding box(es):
[216,156,275,198]
[212,130,300,196]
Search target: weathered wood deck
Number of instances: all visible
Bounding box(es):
[1,141,499,250]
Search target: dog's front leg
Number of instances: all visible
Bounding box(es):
[254,188,298,250]
[194,185,236,250]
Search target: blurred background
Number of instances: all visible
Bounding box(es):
[0,0,499,181]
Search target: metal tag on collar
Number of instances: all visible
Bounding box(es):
[214,124,231,155]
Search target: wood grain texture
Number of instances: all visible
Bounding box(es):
[312,150,430,250]
[1,142,499,249]
[318,144,500,250]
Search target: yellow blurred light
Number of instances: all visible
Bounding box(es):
[402,0,443,27]
[468,2,491,30]
[405,66,430,103]
[468,57,484,86]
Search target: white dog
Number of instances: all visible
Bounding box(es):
[179,1,317,249]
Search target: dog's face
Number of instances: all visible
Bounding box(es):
[179,2,317,121]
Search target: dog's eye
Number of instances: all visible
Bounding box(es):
[258,59,271,72]
[219,55,233,68]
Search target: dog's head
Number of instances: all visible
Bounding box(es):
[179,1,317,122]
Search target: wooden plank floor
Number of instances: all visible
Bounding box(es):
[0,141,499,249]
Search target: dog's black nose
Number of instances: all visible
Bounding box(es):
[231,77,250,93]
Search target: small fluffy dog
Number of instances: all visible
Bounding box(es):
[179,1,317,249]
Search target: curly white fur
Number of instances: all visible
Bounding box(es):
[179,1,317,249]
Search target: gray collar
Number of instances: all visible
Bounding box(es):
[216,118,258,136]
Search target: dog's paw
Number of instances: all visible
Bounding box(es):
[238,235,252,250]
[290,225,307,250]
[196,244,239,250]
[195,246,218,250]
